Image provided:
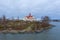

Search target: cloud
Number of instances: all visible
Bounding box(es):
[0,0,60,19]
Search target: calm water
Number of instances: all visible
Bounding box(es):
[0,22,60,40]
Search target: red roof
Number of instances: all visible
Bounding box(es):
[26,13,33,19]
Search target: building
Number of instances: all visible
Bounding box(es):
[23,13,36,21]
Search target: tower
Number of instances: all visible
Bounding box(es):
[23,13,36,21]
[29,13,32,17]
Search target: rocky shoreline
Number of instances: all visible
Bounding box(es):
[0,25,53,34]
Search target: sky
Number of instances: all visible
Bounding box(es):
[0,0,60,19]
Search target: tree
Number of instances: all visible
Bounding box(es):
[41,16,50,23]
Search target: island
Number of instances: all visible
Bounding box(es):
[0,13,54,34]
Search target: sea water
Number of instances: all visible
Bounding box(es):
[0,22,60,40]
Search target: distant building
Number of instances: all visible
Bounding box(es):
[23,13,36,21]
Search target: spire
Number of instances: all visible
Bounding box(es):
[29,13,32,16]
